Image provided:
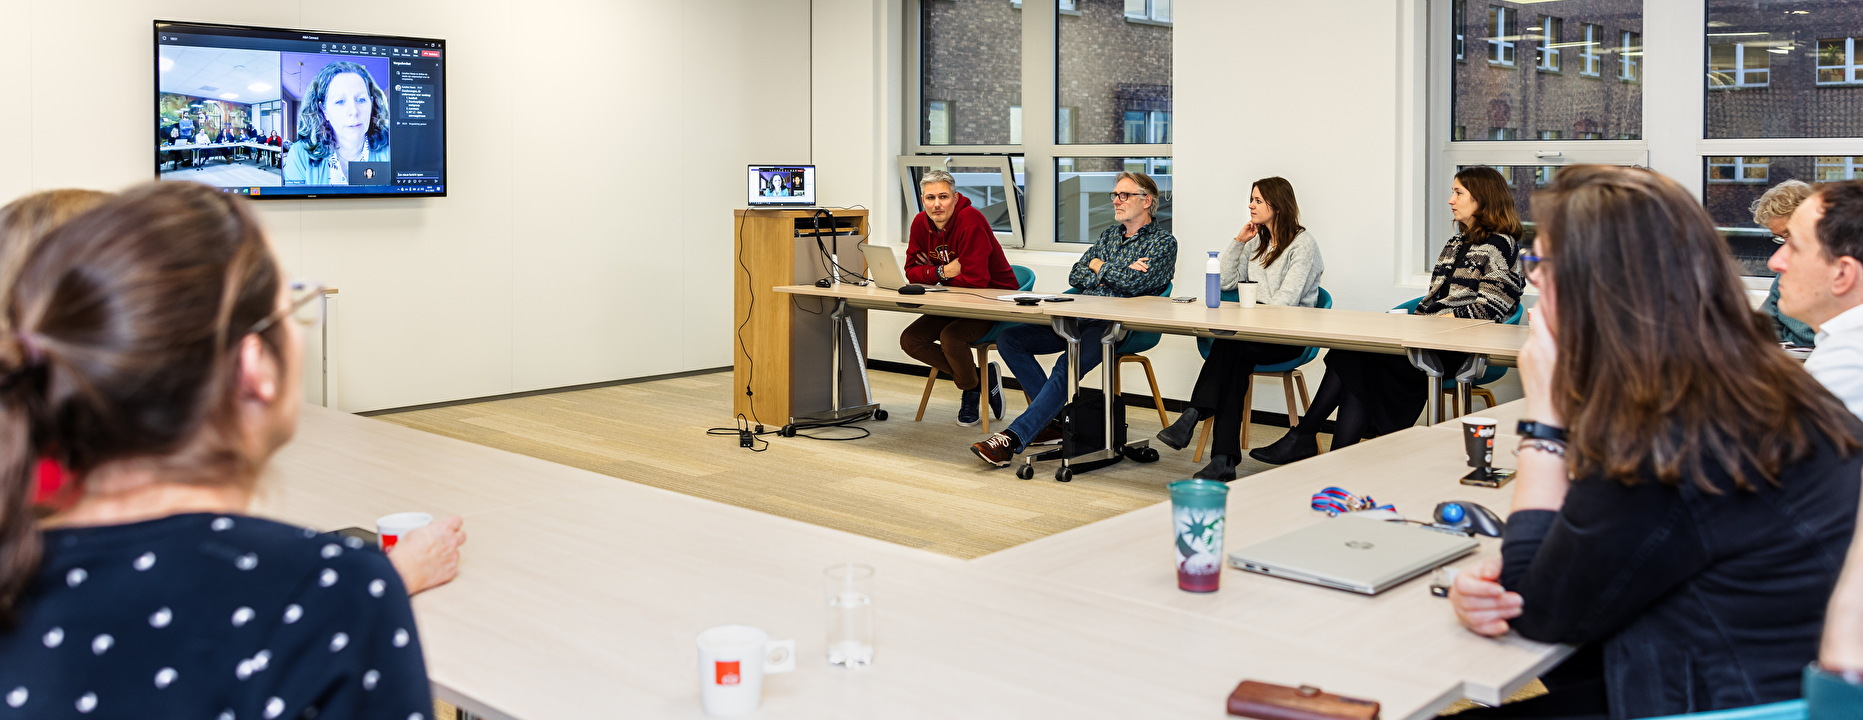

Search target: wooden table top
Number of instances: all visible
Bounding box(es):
[776,283,1052,325]
[254,406,1508,719]
[1037,295,1495,354]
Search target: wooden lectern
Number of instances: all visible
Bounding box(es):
[731,208,873,428]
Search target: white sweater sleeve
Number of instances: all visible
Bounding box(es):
[1219,237,1251,291]
[1261,232,1323,307]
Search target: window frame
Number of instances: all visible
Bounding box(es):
[1619,30,1641,82]
[1818,37,1863,86]
[1580,23,1603,77]
[1536,15,1563,73]
[1488,5,1516,67]
[906,0,1172,252]
[1707,41,1771,89]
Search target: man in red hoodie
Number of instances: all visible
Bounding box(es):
[900,169,1020,426]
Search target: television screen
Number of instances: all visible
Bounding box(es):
[155,21,446,199]
[747,165,815,207]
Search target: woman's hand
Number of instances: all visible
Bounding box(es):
[387,515,467,595]
[1235,223,1259,244]
[1450,556,1522,638]
[1520,308,1562,427]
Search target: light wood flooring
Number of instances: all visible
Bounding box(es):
[373,368,1306,560]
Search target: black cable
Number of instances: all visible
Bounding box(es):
[705,414,774,452]
[734,212,762,427]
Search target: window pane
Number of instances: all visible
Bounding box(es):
[920,0,1021,145]
[908,164,1026,235]
[1454,1,1643,142]
[1055,157,1172,243]
[1706,1,1863,139]
[1058,0,1172,144]
[1696,157,1858,277]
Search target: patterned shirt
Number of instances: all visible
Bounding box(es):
[1418,232,1523,321]
[1067,220,1178,298]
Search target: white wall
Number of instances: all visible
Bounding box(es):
[6,0,810,412]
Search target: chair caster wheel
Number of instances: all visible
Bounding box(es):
[1055,467,1073,483]
[1015,464,1035,480]
[872,408,888,421]
[780,424,796,437]
[1127,447,1160,463]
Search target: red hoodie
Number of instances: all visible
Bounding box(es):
[903,194,1019,290]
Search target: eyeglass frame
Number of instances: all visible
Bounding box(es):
[247,281,327,336]
[1108,191,1150,203]
[1519,247,1546,277]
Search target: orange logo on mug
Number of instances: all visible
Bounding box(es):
[715,661,741,686]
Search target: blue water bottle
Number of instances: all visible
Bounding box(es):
[1204,251,1222,308]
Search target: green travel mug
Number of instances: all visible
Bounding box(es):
[1169,479,1229,592]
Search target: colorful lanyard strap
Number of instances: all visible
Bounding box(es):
[1310,486,1394,516]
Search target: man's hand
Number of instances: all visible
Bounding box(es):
[387,515,467,595]
[1449,556,1522,638]
[942,258,963,279]
[1088,257,1105,273]
[1128,257,1151,272]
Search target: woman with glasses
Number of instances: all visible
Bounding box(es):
[0,182,434,717]
[1447,165,1862,718]
[1251,166,1525,464]
[1753,180,1819,348]
[1154,177,1323,481]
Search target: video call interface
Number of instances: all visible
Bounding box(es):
[155,22,447,198]
[747,165,815,206]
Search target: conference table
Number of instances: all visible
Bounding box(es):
[253,400,1566,719]
[774,282,1532,429]
[158,141,283,170]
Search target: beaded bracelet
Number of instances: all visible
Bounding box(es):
[1515,438,1567,459]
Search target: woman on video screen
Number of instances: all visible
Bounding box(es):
[284,61,390,186]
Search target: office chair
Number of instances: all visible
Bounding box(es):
[1635,700,1804,720]
[1394,297,1527,420]
[914,265,1037,434]
[1189,287,1332,462]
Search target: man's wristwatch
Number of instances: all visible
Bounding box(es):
[934,264,947,281]
[1517,420,1567,443]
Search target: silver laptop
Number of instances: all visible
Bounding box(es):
[859,244,946,291]
[1227,517,1478,595]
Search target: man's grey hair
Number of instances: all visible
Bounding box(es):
[920,169,956,194]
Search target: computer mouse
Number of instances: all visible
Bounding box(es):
[897,284,926,295]
[1340,508,1407,523]
[1014,296,1043,306]
[1433,501,1505,537]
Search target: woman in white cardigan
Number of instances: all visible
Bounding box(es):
[1155,177,1323,480]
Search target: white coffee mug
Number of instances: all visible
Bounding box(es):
[1236,281,1259,306]
[374,512,432,551]
[697,625,796,717]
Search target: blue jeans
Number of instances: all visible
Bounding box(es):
[995,320,1109,452]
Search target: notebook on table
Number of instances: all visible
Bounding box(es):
[1227,516,1478,595]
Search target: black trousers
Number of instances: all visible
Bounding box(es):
[1187,339,1303,458]
[1449,646,1609,720]
[1293,349,1465,447]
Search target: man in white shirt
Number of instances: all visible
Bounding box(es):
[1770,180,1863,417]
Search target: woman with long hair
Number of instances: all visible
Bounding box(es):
[1155,177,1323,480]
[1449,166,1862,718]
[0,182,432,716]
[283,61,391,185]
[1252,166,1525,464]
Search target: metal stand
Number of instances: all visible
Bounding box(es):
[1406,349,1494,425]
[785,298,885,434]
[1016,318,1158,482]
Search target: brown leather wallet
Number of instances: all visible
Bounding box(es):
[1226,680,1381,720]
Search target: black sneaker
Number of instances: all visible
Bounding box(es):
[1193,454,1239,482]
[957,388,982,427]
[986,362,1005,420]
[971,433,1016,467]
[1155,407,1203,450]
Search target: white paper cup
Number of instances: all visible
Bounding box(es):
[375,512,433,551]
[697,625,796,716]
[1236,281,1259,306]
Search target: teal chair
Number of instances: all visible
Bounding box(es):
[1060,282,1175,430]
[914,265,1037,434]
[1395,296,1526,419]
[1188,287,1333,462]
[1638,700,1805,719]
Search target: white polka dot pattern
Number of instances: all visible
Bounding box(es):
[368,579,386,597]
[232,607,255,627]
[133,552,157,571]
[252,650,271,672]
[236,659,255,680]
[154,668,177,689]
[343,536,364,550]
[149,607,173,628]
[5,687,25,708]
[66,568,87,588]
[216,709,234,720]
[235,553,259,571]
[282,604,303,624]
[361,670,380,690]
[321,544,342,559]
[392,629,409,648]
[264,696,285,719]
[91,634,113,655]
[409,713,423,720]
[211,516,235,531]
[75,691,96,713]
[42,626,63,648]
[318,569,338,587]
[329,632,349,652]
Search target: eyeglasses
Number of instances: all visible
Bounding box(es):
[1109,191,1149,203]
[1773,235,1788,245]
[1520,250,1546,276]
[248,281,327,336]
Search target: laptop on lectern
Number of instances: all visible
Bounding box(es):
[747,164,816,207]
[1227,516,1477,595]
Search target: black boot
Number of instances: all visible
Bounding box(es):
[1155,407,1203,450]
[1193,453,1238,482]
[1249,430,1319,465]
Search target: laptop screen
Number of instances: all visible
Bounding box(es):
[747,165,816,207]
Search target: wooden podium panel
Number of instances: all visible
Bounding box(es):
[731,208,869,424]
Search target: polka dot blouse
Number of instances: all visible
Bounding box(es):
[0,513,431,719]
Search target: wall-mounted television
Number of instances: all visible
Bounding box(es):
[155,21,447,199]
